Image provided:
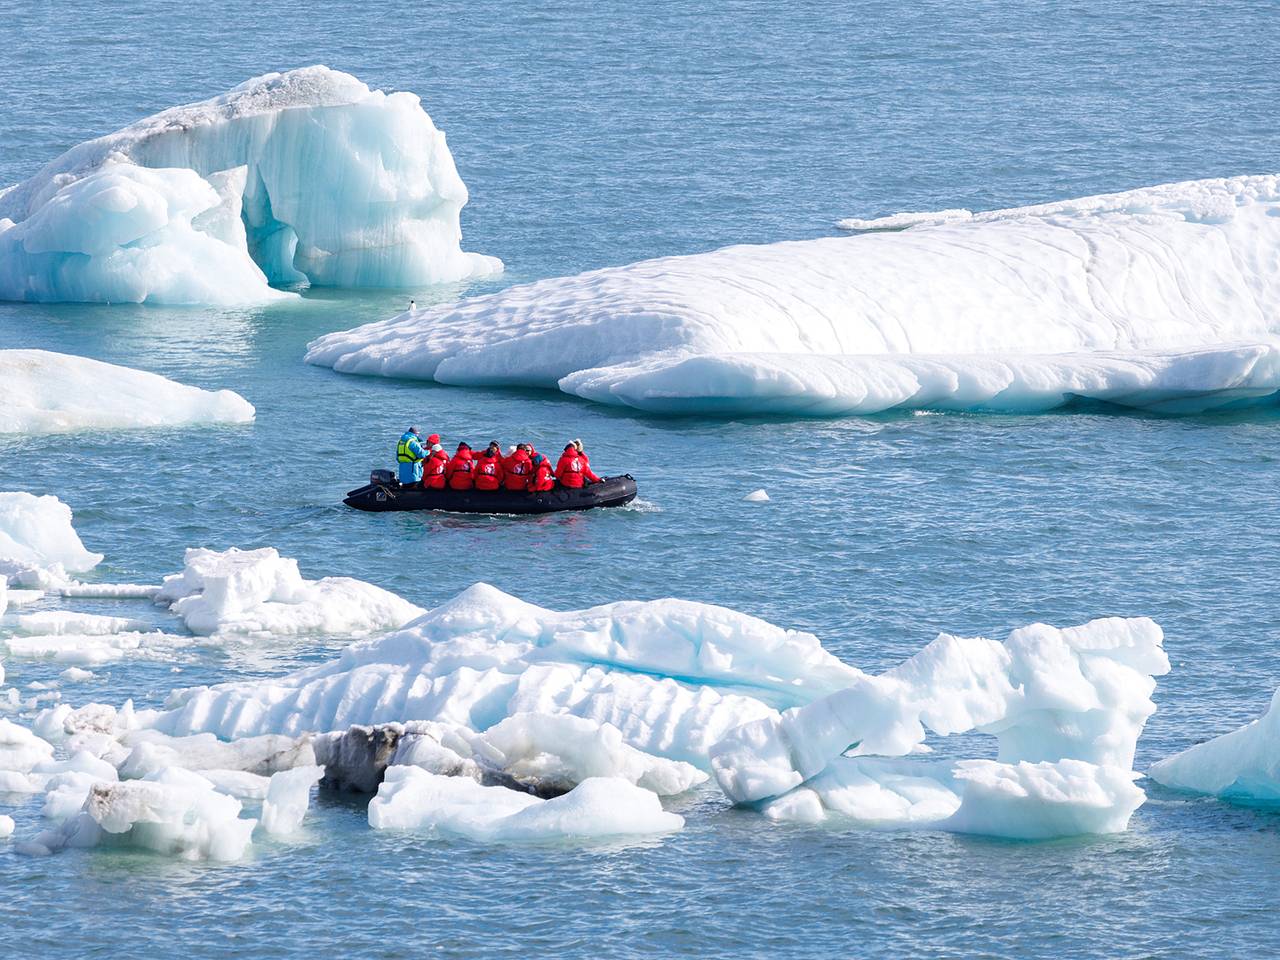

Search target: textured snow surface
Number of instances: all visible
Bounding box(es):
[155,546,424,637]
[368,767,683,841]
[144,582,859,761]
[0,66,500,304]
[709,616,1167,838]
[0,350,254,434]
[308,174,1280,415]
[1149,687,1280,801]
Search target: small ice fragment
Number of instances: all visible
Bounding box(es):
[59,667,94,683]
[259,764,324,836]
[743,489,770,503]
[0,813,14,837]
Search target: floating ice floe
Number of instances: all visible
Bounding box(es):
[20,768,258,861]
[307,174,1280,416]
[0,492,103,588]
[743,489,770,503]
[120,582,1170,840]
[709,617,1168,838]
[143,582,860,759]
[0,350,254,434]
[368,768,683,842]
[155,546,425,637]
[1149,687,1280,802]
[0,65,500,305]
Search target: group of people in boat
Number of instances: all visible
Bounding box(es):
[395,427,603,493]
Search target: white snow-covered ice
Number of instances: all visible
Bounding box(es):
[368,767,683,842]
[709,616,1168,838]
[143,582,860,762]
[154,546,425,637]
[1149,687,1280,801]
[307,174,1280,416]
[0,350,254,434]
[0,66,500,304]
[118,582,1170,840]
[0,492,103,591]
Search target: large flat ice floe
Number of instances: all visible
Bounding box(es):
[1149,687,1280,802]
[121,583,1168,840]
[0,350,254,434]
[0,66,500,304]
[307,174,1280,416]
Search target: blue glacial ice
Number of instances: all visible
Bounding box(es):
[307,174,1280,415]
[1149,687,1280,802]
[0,66,501,304]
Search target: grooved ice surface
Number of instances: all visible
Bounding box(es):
[308,174,1280,416]
[0,66,501,304]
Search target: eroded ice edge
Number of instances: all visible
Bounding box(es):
[1149,688,1280,803]
[2,518,1180,856]
[308,174,1280,416]
[0,66,501,304]
[0,350,254,434]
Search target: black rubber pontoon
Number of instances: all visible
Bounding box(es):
[344,474,638,514]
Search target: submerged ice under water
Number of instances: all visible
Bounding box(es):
[4,0,1280,957]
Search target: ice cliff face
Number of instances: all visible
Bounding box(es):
[308,174,1280,416]
[0,66,501,304]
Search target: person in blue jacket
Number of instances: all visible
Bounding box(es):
[396,426,429,485]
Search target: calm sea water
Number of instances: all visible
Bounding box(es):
[2,1,1280,956]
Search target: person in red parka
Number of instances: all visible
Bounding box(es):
[528,453,555,491]
[474,443,505,491]
[502,444,533,491]
[555,443,601,488]
[445,443,476,490]
[422,443,449,489]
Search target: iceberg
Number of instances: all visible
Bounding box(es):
[22,768,258,861]
[127,581,1167,839]
[154,546,425,637]
[259,764,324,836]
[143,582,858,761]
[307,174,1280,416]
[1149,687,1280,802]
[0,492,103,590]
[708,616,1168,839]
[0,66,500,304]
[0,350,254,434]
[367,767,683,842]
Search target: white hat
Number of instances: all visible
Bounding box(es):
[430,443,443,452]
[506,445,516,454]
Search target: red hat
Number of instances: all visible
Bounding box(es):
[427,433,440,444]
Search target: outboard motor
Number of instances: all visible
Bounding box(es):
[370,469,396,486]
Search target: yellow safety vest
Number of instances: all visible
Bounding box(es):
[397,435,424,463]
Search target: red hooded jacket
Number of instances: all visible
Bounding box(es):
[445,448,475,490]
[502,450,533,491]
[474,451,505,491]
[529,457,555,492]
[423,449,449,489]
[555,449,601,488]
